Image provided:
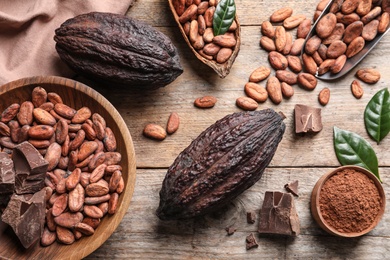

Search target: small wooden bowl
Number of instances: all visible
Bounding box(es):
[311,165,385,237]
[0,76,136,259]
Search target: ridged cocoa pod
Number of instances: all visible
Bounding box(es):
[54,12,183,90]
[156,109,285,220]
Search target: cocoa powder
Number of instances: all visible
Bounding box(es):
[319,168,382,233]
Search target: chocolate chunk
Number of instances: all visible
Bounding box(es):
[1,188,46,248]
[0,152,15,195]
[258,191,300,236]
[284,180,299,197]
[294,104,322,134]
[225,226,236,236]
[12,141,48,194]
[247,211,256,224]
[245,233,259,250]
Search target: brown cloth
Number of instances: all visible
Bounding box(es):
[0,0,135,85]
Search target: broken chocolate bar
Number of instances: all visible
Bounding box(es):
[284,180,299,197]
[0,152,15,195]
[12,141,48,194]
[258,191,300,236]
[245,233,259,250]
[225,226,236,236]
[1,188,46,248]
[247,211,256,224]
[294,104,322,134]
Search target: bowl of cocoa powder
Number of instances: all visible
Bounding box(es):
[0,76,136,259]
[311,165,385,238]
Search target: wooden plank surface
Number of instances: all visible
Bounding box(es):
[83,0,390,258]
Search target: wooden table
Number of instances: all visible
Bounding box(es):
[86,0,390,258]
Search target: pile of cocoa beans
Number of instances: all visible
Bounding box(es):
[173,0,238,63]
[304,0,390,76]
[0,87,124,246]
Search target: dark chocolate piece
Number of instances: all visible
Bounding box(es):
[247,211,256,224]
[12,141,48,194]
[1,188,46,248]
[258,191,300,236]
[245,233,259,250]
[284,180,299,197]
[225,226,236,236]
[294,104,322,134]
[0,152,15,194]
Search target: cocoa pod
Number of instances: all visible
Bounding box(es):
[156,109,285,220]
[54,12,183,89]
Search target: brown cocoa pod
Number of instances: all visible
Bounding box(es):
[244,82,268,103]
[54,212,83,228]
[17,101,34,126]
[281,82,294,98]
[108,192,119,215]
[143,123,167,140]
[274,26,287,53]
[305,35,322,55]
[249,66,271,83]
[270,7,293,22]
[275,70,298,85]
[194,96,217,108]
[260,36,276,52]
[351,79,364,98]
[331,54,347,74]
[287,55,302,73]
[297,19,312,39]
[166,112,180,135]
[316,13,337,38]
[362,20,379,41]
[298,73,318,90]
[33,108,56,126]
[318,87,331,105]
[235,97,258,111]
[156,109,285,220]
[56,226,75,245]
[268,51,288,70]
[355,68,381,83]
[346,36,365,58]
[1,103,20,123]
[266,76,283,104]
[261,21,275,38]
[31,87,47,108]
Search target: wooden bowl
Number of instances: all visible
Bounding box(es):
[0,76,136,259]
[311,165,385,238]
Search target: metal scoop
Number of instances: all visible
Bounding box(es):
[301,0,390,81]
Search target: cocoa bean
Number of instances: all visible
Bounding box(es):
[351,79,364,98]
[236,97,258,111]
[108,192,119,215]
[318,87,331,105]
[45,142,62,171]
[331,54,347,73]
[283,15,306,29]
[305,35,322,55]
[84,205,104,218]
[216,48,233,63]
[69,129,85,151]
[287,55,303,73]
[54,212,83,228]
[212,34,237,48]
[270,7,293,22]
[318,59,336,75]
[290,38,305,56]
[361,6,382,24]
[56,226,75,245]
[355,68,381,83]
[52,193,68,217]
[31,87,47,108]
[302,53,318,75]
[266,76,282,104]
[1,103,20,123]
[173,0,185,16]
[268,51,288,70]
[179,4,197,23]
[249,66,271,82]
[41,227,56,247]
[84,194,111,205]
[203,28,214,42]
[90,164,107,184]
[357,0,372,16]
[17,101,34,125]
[47,92,63,105]
[204,7,215,27]
[378,12,390,33]
[362,19,379,41]
[322,23,345,45]
[275,70,298,85]
[197,1,209,15]
[75,222,95,236]
[261,21,275,38]
[281,82,294,98]
[104,152,121,165]
[85,179,110,197]
[341,0,360,15]
[166,112,180,135]
[72,107,91,124]
[274,26,287,52]
[143,123,167,140]
[244,82,268,102]
[345,20,364,44]
[346,36,365,58]
[194,96,217,108]
[33,108,56,126]
[282,32,293,55]
[260,36,276,52]
[54,103,77,120]
[316,13,337,38]
[0,122,10,136]
[298,73,318,90]
[297,19,312,39]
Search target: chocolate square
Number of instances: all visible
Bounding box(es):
[0,152,15,195]
[294,104,322,134]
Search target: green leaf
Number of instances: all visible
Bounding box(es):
[213,0,236,36]
[364,88,390,144]
[333,126,381,181]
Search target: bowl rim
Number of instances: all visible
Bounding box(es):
[0,76,137,259]
[310,165,386,238]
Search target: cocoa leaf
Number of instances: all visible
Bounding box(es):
[364,88,390,144]
[333,127,380,181]
[213,0,236,36]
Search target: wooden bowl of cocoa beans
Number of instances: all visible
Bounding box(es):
[0,76,136,259]
[311,165,385,238]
